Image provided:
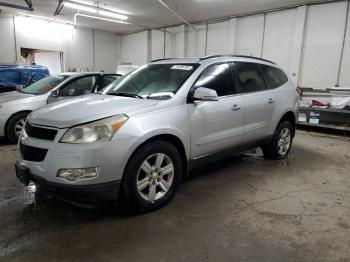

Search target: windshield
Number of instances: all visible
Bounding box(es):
[104,63,198,100]
[21,75,68,95]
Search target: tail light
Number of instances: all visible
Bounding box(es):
[296,86,303,96]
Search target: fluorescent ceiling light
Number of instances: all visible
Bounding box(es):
[74,13,130,25]
[64,2,97,13]
[64,1,128,20]
[98,10,128,20]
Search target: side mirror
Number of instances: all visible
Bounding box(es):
[192,87,219,102]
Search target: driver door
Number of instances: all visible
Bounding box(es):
[188,63,244,159]
[47,75,97,104]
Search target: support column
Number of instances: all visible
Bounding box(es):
[228,18,237,54]
[290,5,308,86]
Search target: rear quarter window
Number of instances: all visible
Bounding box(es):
[260,65,288,89]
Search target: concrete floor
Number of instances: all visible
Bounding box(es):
[0,131,349,262]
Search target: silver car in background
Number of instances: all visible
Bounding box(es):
[0,72,120,143]
[15,55,300,212]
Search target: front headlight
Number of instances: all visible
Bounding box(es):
[60,114,128,144]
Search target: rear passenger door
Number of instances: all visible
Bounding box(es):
[233,62,277,148]
[188,63,244,159]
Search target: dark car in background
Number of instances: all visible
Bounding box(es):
[0,64,50,93]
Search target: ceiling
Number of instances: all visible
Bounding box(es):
[0,0,335,33]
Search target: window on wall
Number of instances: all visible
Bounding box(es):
[193,63,235,97]
[235,62,266,94]
[260,65,288,89]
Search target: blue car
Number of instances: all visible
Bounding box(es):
[0,64,50,93]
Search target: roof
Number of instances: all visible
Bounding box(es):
[0,64,49,70]
[59,72,121,77]
[150,55,277,66]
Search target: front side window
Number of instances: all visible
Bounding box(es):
[59,76,97,96]
[260,65,288,89]
[235,62,266,94]
[21,75,68,95]
[193,63,235,97]
[105,64,198,100]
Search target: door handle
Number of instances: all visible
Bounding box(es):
[231,104,241,111]
[268,98,275,104]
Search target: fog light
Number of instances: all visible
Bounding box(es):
[57,167,99,181]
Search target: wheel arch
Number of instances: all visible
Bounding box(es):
[278,111,296,136]
[4,110,32,136]
[125,133,189,181]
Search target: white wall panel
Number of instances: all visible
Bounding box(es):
[0,17,16,63]
[290,6,308,85]
[165,25,186,58]
[300,2,348,89]
[235,15,264,57]
[206,21,231,55]
[120,31,148,66]
[339,5,350,86]
[93,30,119,73]
[0,15,118,73]
[14,16,69,54]
[65,28,93,71]
[186,24,206,58]
[263,9,297,73]
[151,29,165,61]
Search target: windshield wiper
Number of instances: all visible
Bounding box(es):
[109,92,144,99]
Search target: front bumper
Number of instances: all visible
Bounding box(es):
[17,163,121,205]
[32,174,121,205]
[16,124,143,206]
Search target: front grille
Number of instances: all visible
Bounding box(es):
[25,122,58,141]
[20,143,48,162]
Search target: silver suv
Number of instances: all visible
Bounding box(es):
[15,56,300,212]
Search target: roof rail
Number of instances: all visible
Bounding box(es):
[150,58,179,63]
[199,54,276,64]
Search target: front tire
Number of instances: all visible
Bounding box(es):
[6,112,29,144]
[120,141,183,213]
[262,121,294,160]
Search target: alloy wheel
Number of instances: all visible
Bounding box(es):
[277,127,291,156]
[15,118,26,137]
[136,153,174,203]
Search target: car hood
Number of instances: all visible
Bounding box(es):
[0,91,34,103]
[30,94,159,128]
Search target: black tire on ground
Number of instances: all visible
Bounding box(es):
[262,121,294,160]
[120,141,183,213]
[6,112,29,144]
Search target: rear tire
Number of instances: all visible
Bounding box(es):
[120,141,183,213]
[6,112,29,144]
[262,121,294,160]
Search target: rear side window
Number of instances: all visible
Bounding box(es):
[260,65,288,89]
[235,62,266,94]
[101,75,120,88]
[193,63,235,97]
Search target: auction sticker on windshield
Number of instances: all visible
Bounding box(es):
[171,65,194,70]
